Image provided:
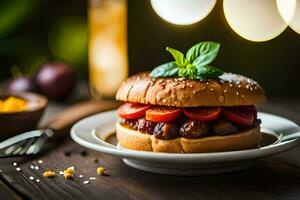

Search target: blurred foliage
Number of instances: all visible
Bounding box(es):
[0,0,38,38]
[48,16,88,67]
[0,0,87,80]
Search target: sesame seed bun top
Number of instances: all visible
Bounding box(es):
[116,72,266,107]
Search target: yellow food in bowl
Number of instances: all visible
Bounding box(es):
[0,97,28,113]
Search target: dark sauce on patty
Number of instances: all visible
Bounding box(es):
[120,118,261,140]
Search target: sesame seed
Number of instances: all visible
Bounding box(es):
[89,177,96,180]
[38,160,43,164]
[13,162,17,167]
[189,85,193,88]
[79,175,83,178]
[35,166,39,170]
[83,181,90,184]
[210,88,214,91]
[223,89,227,93]
[30,165,34,169]
[254,86,258,90]
[29,176,34,180]
[59,171,64,175]
[236,91,239,95]
[16,167,21,172]
[250,87,253,91]
[0,170,2,173]
[36,179,40,183]
[241,95,245,98]
[229,84,233,87]
[238,85,241,88]
[246,85,250,89]
[206,82,209,85]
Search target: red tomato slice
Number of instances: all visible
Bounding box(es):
[146,107,182,122]
[223,106,254,126]
[118,103,150,119]
[183,107,221,122]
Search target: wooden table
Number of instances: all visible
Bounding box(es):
[0,98,300,200]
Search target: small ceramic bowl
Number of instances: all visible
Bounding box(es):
[0,92,48,139]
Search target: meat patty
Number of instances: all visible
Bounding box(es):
[154,123,179,139]
[121,117,256,140]
[179,120,209,139]
[212,119,237,135]
[137,118,157,134]
[120,118,138,129]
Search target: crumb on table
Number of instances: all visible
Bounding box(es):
[63,166,75,179]
[43,171,56,178]
[96,167,105,175]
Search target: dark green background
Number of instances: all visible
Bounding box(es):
[1,0,300,97]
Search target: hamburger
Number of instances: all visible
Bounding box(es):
[115,41,266,153]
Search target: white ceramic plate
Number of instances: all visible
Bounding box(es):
[71,110,300,175]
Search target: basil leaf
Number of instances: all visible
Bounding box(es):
[178,63,197,79]
[193,48,219,67]
[166,47,186,66]
[150,61,179,78]
[150,41,223,80]
[196,65,224,79]
[186,42,220,63]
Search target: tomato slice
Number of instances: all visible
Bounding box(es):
[118,103,150,119]
[223,106,254,126]
[146,107,182,122]
[183,107,221,122]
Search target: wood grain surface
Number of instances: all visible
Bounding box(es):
[0,98,300,200]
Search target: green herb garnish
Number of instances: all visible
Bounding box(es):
[150,41,223,80]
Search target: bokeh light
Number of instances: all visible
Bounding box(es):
[150,0,217,25]
[276,0,296,23]
[223,0,288,42]
[277,0,300,35]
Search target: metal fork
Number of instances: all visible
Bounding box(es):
[0,129,53,157]
[0,100,119,158]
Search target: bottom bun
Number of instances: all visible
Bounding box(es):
[116,122,261,153]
